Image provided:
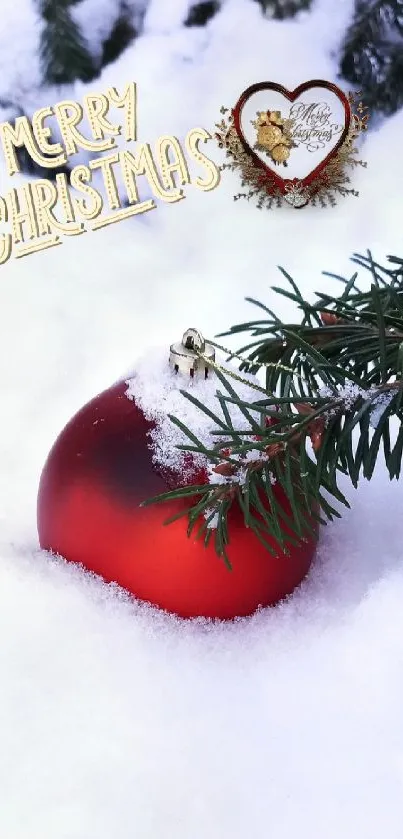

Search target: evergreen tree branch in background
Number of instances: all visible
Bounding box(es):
[102,1,146,67]
[38,0,97,84]
[185,1,221,27]
[340,0,403,116]
[253,0,313,19]
[142,252,403,566]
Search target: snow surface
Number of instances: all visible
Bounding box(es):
[1,1,403,837]
[125,347,263,477]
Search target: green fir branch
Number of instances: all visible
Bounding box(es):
[142,252,403,565]
[38,0,97,84]
[253,0,313,19]
[339,0,403,116]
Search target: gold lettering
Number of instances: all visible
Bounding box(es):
[120,145,180,204]
[70,165,103,220]
[84,93,120,150]
[89,153,121,210]
[55,173,79,226]
[108,83,137,141]
[186,128,220,191]
[0,197,12,264]
[30,179,83,237]
[0,117,67,176]
[155,135,190,199]
[32,106,65,162]
[54,101,89,156]
[6,184,38,243]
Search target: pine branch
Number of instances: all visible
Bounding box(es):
[101,1,145,68]
[339,0,403,116]
[185,1,221,26]
[38,0,97,85]
[142,252,403,565]
[253,0,313,18]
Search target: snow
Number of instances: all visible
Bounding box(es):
[369,389,396,428]
[72,0,147,64]
[125,346,262,477]
[320,383,399,428]
[0,1,43,101]
[2,476,403,838]
[1,1,403,837]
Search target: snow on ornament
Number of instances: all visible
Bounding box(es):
[125,328,264,485]
[37,328,318,620]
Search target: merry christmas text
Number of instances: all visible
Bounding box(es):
[0,83,221,264]
[289,101,344,152]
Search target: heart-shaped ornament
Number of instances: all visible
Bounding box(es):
[232,80,351,205]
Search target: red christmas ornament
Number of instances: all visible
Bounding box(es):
[37,329,317,620]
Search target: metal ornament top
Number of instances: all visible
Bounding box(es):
[169,328,215,380]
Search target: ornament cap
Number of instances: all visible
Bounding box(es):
[169,328,215,379]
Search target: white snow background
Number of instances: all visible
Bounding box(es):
[1,0,403,837]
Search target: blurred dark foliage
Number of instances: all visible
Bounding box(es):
[253,0,312,18]
[38,0,146,84]
[339,0,403,116]
[185,1,221,26]
[102,2,140,67]
[39,0,98,84]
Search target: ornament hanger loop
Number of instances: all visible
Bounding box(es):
[169,327,215,380]
[182,328,205,353]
